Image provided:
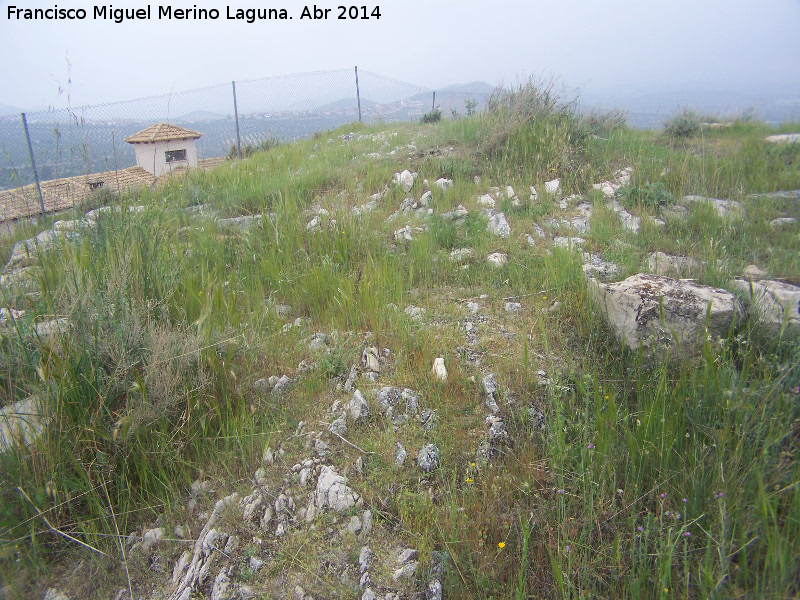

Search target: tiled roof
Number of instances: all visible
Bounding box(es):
[0,158,225,222]
[124,122,203,143]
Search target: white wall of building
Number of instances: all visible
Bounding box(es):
[132,139,198,177]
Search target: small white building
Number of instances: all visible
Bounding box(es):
[125,123,202,177]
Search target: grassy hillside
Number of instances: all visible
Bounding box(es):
[1,83,799,600]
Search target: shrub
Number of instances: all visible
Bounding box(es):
[421,108,442,124]
[616,182,676,209]
[227,137,280,159]
[664,109,702,139]
[580,108,627,136]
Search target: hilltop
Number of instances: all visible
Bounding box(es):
[0,84,799,600]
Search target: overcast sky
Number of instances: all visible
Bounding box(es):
[1,0,799,109]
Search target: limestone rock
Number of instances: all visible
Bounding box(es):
[770,217,796,229]
[434,178,453,191]
[404,305,425,319]
[681,195,741,218]
[742,265,769,281]
[328,412,347,436]
[440,204,468,221]
[216,214,263,231]
[486,212,511,237]
[394,170,415,193]
[347,390,370,421]
[431,357,448,382]
[0,395,43,454]
[730,278,800,337]
[417,444,440,472]
[450,248,473,262]
[544,178,560,195]
[395,442,407,466]
[553,236,585,249]
[361,347,380,372]
[589,274,744,357]
[315,466,359,512]
[272,375,293,396]
[394,225,413,242]
[487,252,507,268]
[647,252,701,277]
[582,253,618,279]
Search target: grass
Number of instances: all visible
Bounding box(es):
[1,80,799,599]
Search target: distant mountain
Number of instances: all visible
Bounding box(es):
[437,81,496,94]
[0,103,24,117]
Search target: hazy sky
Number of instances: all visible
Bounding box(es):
[1,0,799,108]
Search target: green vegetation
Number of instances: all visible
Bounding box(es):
[1,80,799,599]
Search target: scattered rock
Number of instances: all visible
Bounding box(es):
[742,265,769,281]
[397,548,418,565]
[142,527,165,551]
[486,212,511,237]
[394,170,415,193]
[395,442,408,466]
[427,579,443,600]
[505,302,522,312]
[216,214,263,231]
[376,387,420,416]
[328,412,347,436]
[404,305,425,319]
[647,252,701,277]
[431,357,448,382]
[0,395,43,454]
[308,332,329,351]
[353,201,378,216]
[450,248,473,262]
[440,205,468,222]
[589,274,744,357]
[552,236,585,249]
[420,190,433,206]
[393,562,418,580]
[582,253,618,279]
[346,390,370,421]
[315,466,359,512]
[433,178,453,191]
[770,217,796,229]
[764,134,800,144]
[417,444,440,472]
[478,194,495,208]
[544,178,560,195]
[271,375,292,397]
[43,590,70,600]
[361,347,380,372]
[394,225,413,242]
[681,195,741,218]
[487,252,507,268]
[730,278,800,337]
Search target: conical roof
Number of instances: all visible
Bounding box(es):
[124,122,202,143]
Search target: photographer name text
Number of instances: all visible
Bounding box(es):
[6,4,382,24]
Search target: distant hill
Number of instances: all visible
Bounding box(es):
[0,103,24,117]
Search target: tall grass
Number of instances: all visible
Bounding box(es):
[0,101,798,598]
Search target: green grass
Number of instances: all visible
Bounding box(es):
[1,83,799,599]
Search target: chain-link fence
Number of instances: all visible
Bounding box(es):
[0,68,495,221]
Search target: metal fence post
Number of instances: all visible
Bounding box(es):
[232,81,242,159]
[355,66,362,123]
[432,92,436,111]
[21,113,45,216]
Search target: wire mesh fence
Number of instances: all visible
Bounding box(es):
[0,68,494,221]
